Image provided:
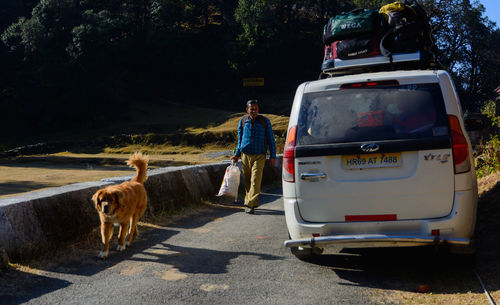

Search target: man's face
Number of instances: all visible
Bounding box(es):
[247,104,259,118]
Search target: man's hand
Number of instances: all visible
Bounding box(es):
[269,158,276,167]
[231,156,240,163]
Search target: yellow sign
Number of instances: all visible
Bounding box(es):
[243,78,264,87]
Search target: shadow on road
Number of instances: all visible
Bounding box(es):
[301,246,481,294]
[0,195,283,304]
[253,208,284,216]
[0,272,71,305]
[128,243,282,275]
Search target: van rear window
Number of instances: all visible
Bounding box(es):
[297,83,449,145]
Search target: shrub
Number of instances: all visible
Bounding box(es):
[476,100,500,178]
[476,135,500,178]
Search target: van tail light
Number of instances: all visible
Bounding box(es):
[340,80,399,89]
[448,115,471,174]
[283,126,297,183]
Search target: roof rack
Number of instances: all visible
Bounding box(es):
[319,51,437,79]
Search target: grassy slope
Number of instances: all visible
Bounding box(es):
[0,102,290,198]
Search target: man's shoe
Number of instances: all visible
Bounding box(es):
[245,207,255,214]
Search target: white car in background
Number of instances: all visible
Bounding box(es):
[282,70,478,260]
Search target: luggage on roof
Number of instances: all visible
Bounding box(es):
[323,34,381,64]
[379,0,434,57]
[320,1,436,76]
[335,34,381,60]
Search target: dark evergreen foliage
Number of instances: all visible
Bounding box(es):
[0,0,498,141]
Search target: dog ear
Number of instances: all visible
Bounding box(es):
[92,190,103,209]
[114,191,126,208]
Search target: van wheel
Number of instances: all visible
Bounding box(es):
[450,240,476,265]
[290,246,323,260]
[450,244,476,255]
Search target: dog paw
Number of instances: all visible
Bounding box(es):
[116,245,126,251]
[97,251,109,259]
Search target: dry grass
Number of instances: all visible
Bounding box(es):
[185,112,290,134]
[0,112,290,198]
[478,171,500,195]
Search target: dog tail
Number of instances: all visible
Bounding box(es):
[127,152,149,184]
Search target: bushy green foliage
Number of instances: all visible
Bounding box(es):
[476,135,500,178]
[235,0,274,48]
[481,100,500,127]
[476,100,500,177]
[67,10,125,60]
[0,0,499,144]
[353,0,391,9]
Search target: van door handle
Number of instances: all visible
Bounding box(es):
[300,173,327,180]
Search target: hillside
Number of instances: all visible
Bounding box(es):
[0,102,289,197]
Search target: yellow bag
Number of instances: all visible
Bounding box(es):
[379,1,405,21]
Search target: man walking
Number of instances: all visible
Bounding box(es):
[231,100,276,214]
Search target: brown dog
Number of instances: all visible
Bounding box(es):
[92,152,149,259]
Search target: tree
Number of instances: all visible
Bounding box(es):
[353,0,390,10]
[67,10,125,61]
[424,0,500,111]
[1,0,499,141]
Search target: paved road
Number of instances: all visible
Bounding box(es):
[0,188,477,305]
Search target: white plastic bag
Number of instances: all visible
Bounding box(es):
[216,163,240,201]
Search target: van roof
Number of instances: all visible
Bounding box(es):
[304,70,448,93]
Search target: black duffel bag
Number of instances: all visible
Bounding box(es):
[379,0,433,56]
[335,34,381,60]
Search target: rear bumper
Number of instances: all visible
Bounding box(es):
[283,189,477,249]
[284,234,469,248]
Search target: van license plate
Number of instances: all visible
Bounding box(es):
[342,153,401,169]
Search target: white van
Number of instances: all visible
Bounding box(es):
[282,69,478,259]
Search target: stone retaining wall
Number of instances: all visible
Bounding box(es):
[0,158,282,264]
